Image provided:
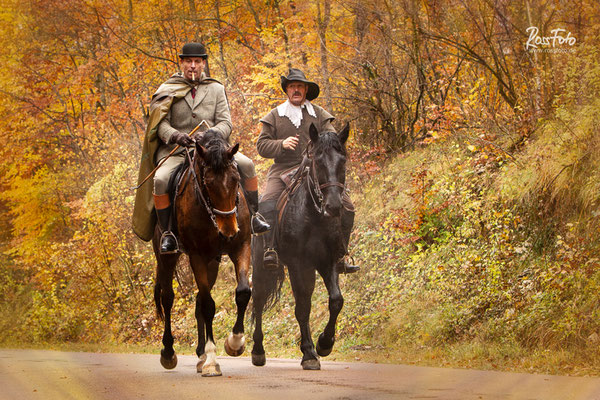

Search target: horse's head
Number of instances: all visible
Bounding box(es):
[196,129,241,239]
[309,122,350,218]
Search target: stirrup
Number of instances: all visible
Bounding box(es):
[336,255,360,274]
[251,212,271,235]
[263,248,280,270]
[160,231,180,254]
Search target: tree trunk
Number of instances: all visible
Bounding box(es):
[317,0,332,110]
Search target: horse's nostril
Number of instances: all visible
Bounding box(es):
[324,204,341,218]
[218,229,239,241]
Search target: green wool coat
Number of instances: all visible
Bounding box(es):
[131,73,222,241]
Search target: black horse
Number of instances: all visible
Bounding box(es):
[251,123,352,370]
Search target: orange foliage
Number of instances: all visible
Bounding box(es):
[0,0,598,343]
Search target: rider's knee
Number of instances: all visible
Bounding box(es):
[234,152,256,180]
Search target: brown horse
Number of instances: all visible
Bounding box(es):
[153,129,252,377]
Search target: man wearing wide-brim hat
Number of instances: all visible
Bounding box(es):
[132,42,270,253]
[256,68,359,274]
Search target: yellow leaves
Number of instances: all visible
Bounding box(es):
[1,165,69,251]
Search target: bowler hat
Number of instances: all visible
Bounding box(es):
[281,68,320,101]
[179,42,208,59]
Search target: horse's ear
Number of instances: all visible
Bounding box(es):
[227,143,239,160]
[338,123,350,144]
[198,145,208,161]
[309,123,319,142]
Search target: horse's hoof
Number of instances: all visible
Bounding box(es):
[160,353,178,370]
[316,341,333,357]
[196,354,207,373]
[224,333,246,357]
[251,352,266,366]
[316,333,334,357]
[301,358,321,370]
[201,363,222,377]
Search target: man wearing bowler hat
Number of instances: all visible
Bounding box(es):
[133,42,270,253]
[256,68,359,274]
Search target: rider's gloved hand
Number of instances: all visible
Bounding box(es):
[170,131,194,147]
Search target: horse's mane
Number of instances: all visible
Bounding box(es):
[314,131,346,157]
[197,129,231,172]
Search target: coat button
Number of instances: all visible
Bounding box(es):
[192,113,197,118]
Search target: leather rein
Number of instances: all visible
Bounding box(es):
[185,149,239,230]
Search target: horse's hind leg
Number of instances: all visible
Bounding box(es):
[250,292,267,366]
[190,253,221,376]
[225,242,251,357]
[316,267,343,357]
[289,263,320,370]
[154,246,180,370]
[250,235,268,366]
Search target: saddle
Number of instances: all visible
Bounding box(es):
[276,157,311,224]
[163,156,190,243]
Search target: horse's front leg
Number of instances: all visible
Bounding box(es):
[190,253,221,377]
[194,291,206,362]
[154,251,179,370]
[250,235,269,366]
[289,262,319,370]
[251,293,267,366]
[316,265,343,357]
[225,241,252,357]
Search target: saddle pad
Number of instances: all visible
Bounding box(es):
[280,166,300,188]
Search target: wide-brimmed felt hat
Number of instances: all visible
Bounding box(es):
[179,42,208,59]
[281,68,320,101]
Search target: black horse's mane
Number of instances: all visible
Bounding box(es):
[197,129,231,172]
[314,131,346,157]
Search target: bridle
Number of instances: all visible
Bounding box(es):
[304,142,345,214]
[185,148,239,230]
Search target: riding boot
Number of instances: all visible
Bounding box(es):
[336,208,360,274]
[154,193,179,254]
[260,200,279,270]
[246,190,271,234]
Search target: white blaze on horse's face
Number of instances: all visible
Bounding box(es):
[286,81,308,106]
[181,57,206,81]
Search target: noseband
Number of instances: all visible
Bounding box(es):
[186,149,239,230]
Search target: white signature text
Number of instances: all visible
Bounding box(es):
[525,27,576,50]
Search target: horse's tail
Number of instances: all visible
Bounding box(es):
[251,265,286,327]
[154,282,164,321]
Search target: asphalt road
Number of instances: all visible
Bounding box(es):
[1,348,600,399]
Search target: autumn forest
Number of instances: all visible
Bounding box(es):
[1,0,600,373]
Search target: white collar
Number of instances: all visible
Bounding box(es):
[277,100,316,128]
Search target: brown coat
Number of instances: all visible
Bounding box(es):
[257,103,334,176]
